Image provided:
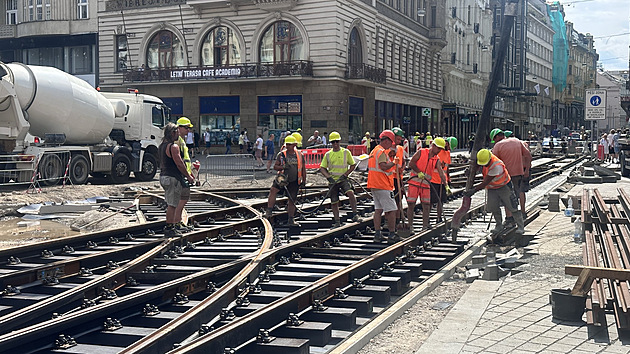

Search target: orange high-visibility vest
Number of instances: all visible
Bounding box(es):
[367,145,394,190]
[432,149,451,184]
[281,149,305,185]
[409,148,437,188]
[482,154,511,189]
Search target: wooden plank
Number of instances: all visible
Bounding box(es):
[566,265,630,281]
[571,268,594,296]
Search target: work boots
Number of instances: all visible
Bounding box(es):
[332,219,341,228]
[163,224,182,237]
[373,230,383,243]
[513,211,525,235]
[287,217,301,227]
[490,211,504,235]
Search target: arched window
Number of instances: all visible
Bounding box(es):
[259,21,304,63]
[348,27,362,64]
[201,26,241,66]
[146,30,185,69]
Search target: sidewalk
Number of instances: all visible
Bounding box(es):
[417,180,630,354]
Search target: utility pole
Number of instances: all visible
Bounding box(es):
[451,0,521,238]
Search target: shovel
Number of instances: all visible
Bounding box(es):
[71,204,137,232]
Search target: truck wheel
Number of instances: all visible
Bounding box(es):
[69,155,89,185]
[110,154,131,183]
[38,154,63,186]
[622,151,630,178]
[136,153,157,181]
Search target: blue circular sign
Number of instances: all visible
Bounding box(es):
[590,95,602,106]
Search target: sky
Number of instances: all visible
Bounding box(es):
[561,0,630,71]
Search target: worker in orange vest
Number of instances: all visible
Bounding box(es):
[367,130,399,243]
[407,138,449,231]
[464,149,524,241]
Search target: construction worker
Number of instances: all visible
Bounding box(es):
[319,132,360,228]
[424,132,433,147]
[367,130,399,243]
[174,117,194,233]
[490,128,532,223]
[407,138,449,231]
[431,137,453,223]
[504,130,513,138]
[361,132,371,153]
[291,132,303,148]
[413,132,422,152]
[391,127,407,221]
[265,135,306,226]
[464,149,525,240]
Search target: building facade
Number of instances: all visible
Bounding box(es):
[0,0,98,86]
[524,0,554,137]
[97,0,447,146]
[440,0,493,143]
[597,70,628,131]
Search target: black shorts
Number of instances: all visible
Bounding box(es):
[430,183,446,204]
[330,179,353,203]
[272,180,299,201]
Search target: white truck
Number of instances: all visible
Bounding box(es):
[0,62,169,185]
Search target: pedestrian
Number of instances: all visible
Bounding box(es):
[369,134,377,153]
[600,133,609,162]
[225,132,232,154]
[613,129,621,163]
[367,130,399,243]
[307,130,322,146]
[193,128,200,156]
[185,127,195,158]
[468,133,475,153]
[238,131,245,154]
[321,132,328,147]
[265,134,275,173]
[319,131,361,228]
[265,135,306,227]
[464,149,525,241]
[159,122,195,237]
[406,137,448,232]
[255,133,264,167]
[203,128,211,156]
[608,129,616,162]
[243,129,251,153]
[490,128,532,223]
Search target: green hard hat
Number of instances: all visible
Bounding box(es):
[446,137,458,149]
[490,128,503,143]
[504,130,513,137]
[392,127,405,137]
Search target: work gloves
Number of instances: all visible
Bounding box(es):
[445,185,452,196]
[416,172,425,180]
[339,174,348,182]
[327,176,336,186]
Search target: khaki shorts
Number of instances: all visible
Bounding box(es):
[372,189,397,212]
[160,175,183,207]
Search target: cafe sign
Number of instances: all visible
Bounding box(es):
[106,0,186,11]
[168,67,242,80]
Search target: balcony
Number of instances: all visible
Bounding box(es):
[0,25,16,38]
[345,63,386,85]
[122,61,313,83]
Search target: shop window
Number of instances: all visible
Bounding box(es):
[201,26,241,66]
[69,46,92,75]
[116,35,129,72]
[24,47,63,69]
[348,27,362,64]
[146,30,186,69]
[77,0,88,19]
[259,21,305,63]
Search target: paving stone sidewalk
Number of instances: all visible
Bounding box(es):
[417,181,630,354]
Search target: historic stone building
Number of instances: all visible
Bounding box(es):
[440,0,493,143]
[96,0,447,146]
[0,0,98,86]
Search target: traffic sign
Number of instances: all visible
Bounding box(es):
[585,89,606,120]
[422,108,431,116]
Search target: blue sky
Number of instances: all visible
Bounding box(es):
[562,0,630,71]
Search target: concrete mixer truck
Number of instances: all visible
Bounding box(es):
[0,62,169,185]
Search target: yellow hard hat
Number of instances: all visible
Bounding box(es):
[291,132,303,143]
[365,131,370,136]
[477,149,492,166]
[284,135,297,144]
[433,137,446,149]
[177,117,193,127]
[329,131,341,141]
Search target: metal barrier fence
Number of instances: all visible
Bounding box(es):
[0,153,36,186]
[201,154,258,184]
[301,148,329,169]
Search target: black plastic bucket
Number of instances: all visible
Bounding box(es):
[550,288,586,321]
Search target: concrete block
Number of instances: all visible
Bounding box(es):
[482,264,499,281]
[472,255,487,265]
[583,167,595,176]
[465,268,481,283]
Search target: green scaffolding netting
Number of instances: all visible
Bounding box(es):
[548,4,568,92]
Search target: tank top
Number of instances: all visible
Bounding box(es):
[159,142,181,178]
